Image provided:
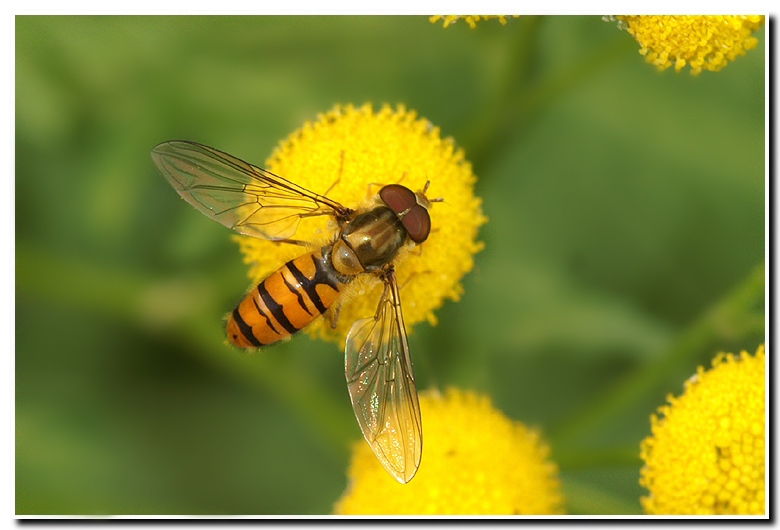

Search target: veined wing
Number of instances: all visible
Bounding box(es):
[152,141,350,240]
[345,270,422,484]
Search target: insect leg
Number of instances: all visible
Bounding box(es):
[323,150,345,197]
[329,300,342,329]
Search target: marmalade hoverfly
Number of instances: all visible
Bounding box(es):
[152,140,435,483]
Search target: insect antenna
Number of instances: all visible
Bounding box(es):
[422,180,444,203]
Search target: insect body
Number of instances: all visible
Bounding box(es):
[226,247,346,348]
[152,141,431,483]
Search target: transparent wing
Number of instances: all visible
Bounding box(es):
[151,141,350,240]
[344,271,422,484]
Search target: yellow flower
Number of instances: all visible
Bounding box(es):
[334,388,565,515]
[429,15,519,28]
[640,345,765,514]
[233,103,486,345]
[614,16,765,74]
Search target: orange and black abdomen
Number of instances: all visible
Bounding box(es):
[227,249,347,348]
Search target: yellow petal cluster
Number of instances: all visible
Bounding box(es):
[640,345,765,514]
[429,15,519,28]
[233,103,486,345]
[615,16,765,74]
[334,388,564,515]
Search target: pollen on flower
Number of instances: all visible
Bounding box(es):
[613,16,765,74]
[429,15,519,28]
[232,103,486,345]
[639,345,765,514]
[334,388,564,515]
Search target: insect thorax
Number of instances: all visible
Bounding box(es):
[332,206,407,275]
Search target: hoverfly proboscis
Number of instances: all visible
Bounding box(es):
[151,140,435,484]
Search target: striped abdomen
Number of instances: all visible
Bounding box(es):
[227,248,348,348]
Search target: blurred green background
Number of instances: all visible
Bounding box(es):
[16,16,765,515]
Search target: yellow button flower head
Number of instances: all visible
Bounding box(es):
[334,388,565,515]
[233,104,486,345]
[614,16,765,74]
[429,15,519,28]
[640,345,765,514]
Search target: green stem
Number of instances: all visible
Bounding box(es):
[561,478,642,515]
[550,262,765,445]
[16,245,356,458]
[555,445,642,470]
[457,15,543,168]
[462,16,635,173]
[172,323,356,460]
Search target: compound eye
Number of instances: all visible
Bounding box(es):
[379,184,417,215]
[402,204,431,243]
